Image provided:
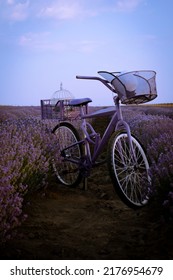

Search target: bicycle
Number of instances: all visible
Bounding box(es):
[52,70,157,208]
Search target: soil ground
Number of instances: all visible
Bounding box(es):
[1,170,173,260]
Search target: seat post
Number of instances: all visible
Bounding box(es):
[85,103,89,114]
[79,104,86,118]
[83,177,88,190]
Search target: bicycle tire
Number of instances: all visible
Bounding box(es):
[52,122,83,187]
[107,130,151,208]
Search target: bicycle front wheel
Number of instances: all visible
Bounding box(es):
[107,130,151,208]
[52,122,83,187]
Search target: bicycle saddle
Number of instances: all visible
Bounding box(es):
[69,98,92,107]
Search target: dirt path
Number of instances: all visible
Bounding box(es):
[1,171,173,260]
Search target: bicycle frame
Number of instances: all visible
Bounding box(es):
[81,96,135,163]
[60,95,135,172]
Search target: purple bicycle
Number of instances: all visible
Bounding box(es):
[52,70,157,208]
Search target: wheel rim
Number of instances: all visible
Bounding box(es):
[113,133,150,206]
[53,126,81,186]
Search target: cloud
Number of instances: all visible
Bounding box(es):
[7,0,15,5]
[38,0,84,20]
[1,0,143,23]
[18,32,65,51]
[5,0,30,21]
[114,0,143,12]
[18,31,102,54]
[18,31,66,52]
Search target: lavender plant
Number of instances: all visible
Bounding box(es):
[0,116,57,243]
[124,110,173,221]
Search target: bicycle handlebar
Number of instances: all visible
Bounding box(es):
[76,75,116,93]
[76,75,102,80]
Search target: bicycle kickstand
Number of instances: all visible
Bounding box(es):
[83,177,88,191]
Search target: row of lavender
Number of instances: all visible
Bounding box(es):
[0,108,58,243]
[0,105,173,243]
[123,108,173,219]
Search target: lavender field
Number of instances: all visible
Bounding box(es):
[0,106,57,243]
[0,104,173,259]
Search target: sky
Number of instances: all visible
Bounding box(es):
[0,0,172,106]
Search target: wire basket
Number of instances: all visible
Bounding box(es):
[40,99,83,120]
[41,99,71,120]
[111,70,157,104]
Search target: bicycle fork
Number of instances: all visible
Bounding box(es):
[116,119,137,165]
[114,96,137,164]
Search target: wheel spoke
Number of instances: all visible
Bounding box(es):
[53,124,82,186]
[109,132,150,208]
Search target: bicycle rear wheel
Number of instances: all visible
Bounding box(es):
[52,122,83,187]
[107,130,151,208]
